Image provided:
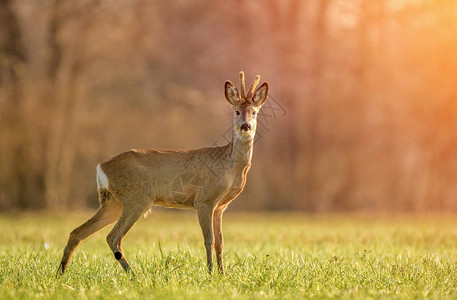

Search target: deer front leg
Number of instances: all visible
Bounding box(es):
[197,203,215,273]
[213,205,227,273]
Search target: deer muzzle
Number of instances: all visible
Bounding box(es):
[240,123,251,134]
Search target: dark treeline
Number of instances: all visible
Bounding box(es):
[1,0,457,212]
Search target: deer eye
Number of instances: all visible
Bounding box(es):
[252,111,257,116]
[235,111,240,115]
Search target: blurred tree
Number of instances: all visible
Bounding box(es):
[43,0,98,209]
[0,0,41,209]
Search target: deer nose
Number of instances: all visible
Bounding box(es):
[240,123,251,132]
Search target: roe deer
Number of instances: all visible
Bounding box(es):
[58,71,269,276]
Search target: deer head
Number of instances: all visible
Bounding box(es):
[224,71,269,138]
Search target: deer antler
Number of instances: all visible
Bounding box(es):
[239,71,246,99]
[247,75,260,99]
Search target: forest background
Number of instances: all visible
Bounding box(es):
[1,0,456,212]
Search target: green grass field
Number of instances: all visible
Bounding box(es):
[0,211,456,299]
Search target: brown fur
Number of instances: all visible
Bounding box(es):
[58,72,269,276]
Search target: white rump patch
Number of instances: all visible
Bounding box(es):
[96,164,109,190]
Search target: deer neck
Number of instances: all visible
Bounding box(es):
[229,131,254,168]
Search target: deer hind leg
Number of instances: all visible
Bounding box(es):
[58,192,122,275]
[213,205,227,273]
[197,203,215,273]
[106,203,148,276]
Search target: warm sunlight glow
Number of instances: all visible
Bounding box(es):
[1,0,457,212]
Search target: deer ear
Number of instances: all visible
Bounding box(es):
[252,82,269,107]
[224,80,240,105]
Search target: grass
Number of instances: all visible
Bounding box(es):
[0,211,456,299]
